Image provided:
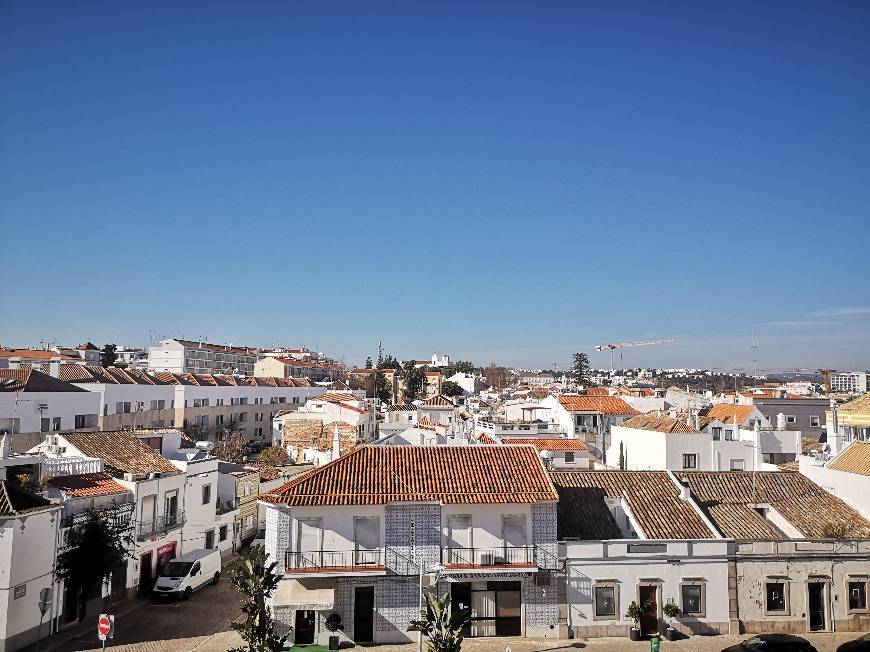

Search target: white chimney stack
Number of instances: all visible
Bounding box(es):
[776,412,787,430]
[332,425,341,460]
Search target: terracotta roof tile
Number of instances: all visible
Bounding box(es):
[622,414,699,434]
[421,395,456,407]
[702,404,756,425]
[839,394,870,414]
[62,431,179,478]
[676,471,870,539]
[0,368,89,393]
[502,437,589,451]
[282,420,358,454]
[46,472,129,498]
[827,441,870,476]
[585,387,611,396]
[262,445,558,506]
[551,471,715,540]
[0,480,54,516]
[558,395,640,415]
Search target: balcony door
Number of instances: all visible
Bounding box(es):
[296,518,322,568]
[447,515,472,565]
[501,515,527,564]
[164,490,179,526]
[140,494,156,532]
[353,517,380,566]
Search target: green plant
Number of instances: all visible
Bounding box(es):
[663,602,681,625]
[56,508,133,621]
[229,545,289,652]
[625,600,653,629]
[408,591,470,652]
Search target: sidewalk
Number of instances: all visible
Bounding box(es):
[25,596,150,652]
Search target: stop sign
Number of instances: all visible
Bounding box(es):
[98,614,111,637]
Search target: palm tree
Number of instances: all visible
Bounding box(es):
[229,545,288,652]
[408,591,469,652]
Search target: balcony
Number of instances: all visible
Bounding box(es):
[60,503,135,552]
[137,510,185,541]
[442,546,537,570]
[284,549,385,576]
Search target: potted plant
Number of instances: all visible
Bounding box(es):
[625,600,643,641]
[663,603,681,640]
[325,613,344,650]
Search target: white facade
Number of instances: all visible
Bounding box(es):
[0,501,62,651]
[798,451,870,519]
[564,539,732,638]
[0,388,100,452]
[148,339,258,376]
[830,371,868,394]
[607,424,801,472]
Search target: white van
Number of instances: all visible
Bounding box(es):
[153,548,222,600]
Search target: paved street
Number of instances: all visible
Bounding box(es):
[75,628,869,652]
[58,566,243,652]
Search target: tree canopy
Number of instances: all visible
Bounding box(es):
[100,343,118,367]
[441,380,464,397]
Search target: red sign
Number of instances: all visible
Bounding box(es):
[98,614,111,637]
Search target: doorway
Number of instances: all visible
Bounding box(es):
[638,585,658,636]
[808,582,826,631]
[139,552,153,594]
[295,610,316,644]
[354,586,375,642]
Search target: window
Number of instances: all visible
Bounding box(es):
[810,416,820,428]
[730,459,745,471]
[116,401,132,414]
[216,414,224,426]
[254,427,263,437]
[202,484,212,505]
[254,397,264,405]
[205,529,215,549]
[279,397,287,404]
[786,415,797,424]
[712,427,722,441]
[216,398,224,406]
[41,417,50,432]
[255,413,264,422]
[682,454,698,470]
[765,582,787,613]
[219,525,228,541]
[564,452,575,463]
[848,579,868,612]
[680,582,704,616]
[51,416,61,431]
[244,481,252,497]
[593,583,617,618]
[245,515,254,529]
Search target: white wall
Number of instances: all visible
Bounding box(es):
[564,539,731,636]
[0,391,100,441]
[799,455,870,519]
[0,507,62,651]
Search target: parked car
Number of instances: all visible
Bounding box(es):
[838,633,870,652]
[152,548,222,600]
[722,634,818,652]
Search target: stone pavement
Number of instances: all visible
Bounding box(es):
[82,631,868,652]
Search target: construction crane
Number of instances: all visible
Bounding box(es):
[595,339,676,371]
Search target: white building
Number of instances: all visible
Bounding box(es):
[446,372,486,396]
[260,445,560,645]
[798,441,870,519]
[538,395,640,459]
[606,414,801,472]
[0,369,100,452]
[274,392,377,443]
[829,371,868,395]
[148,339,259,376]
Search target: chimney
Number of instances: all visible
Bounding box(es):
[332,425,341,460]
[776,412,787,430]
[694,413,700,432]
[0,434,10,459]
[49,359,60,378]
[679,484,691,501]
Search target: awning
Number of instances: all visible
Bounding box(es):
[274,578,335,610]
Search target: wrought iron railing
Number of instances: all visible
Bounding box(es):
[284,549,383,571]
[442,545,536,567]
[137,510,185,541]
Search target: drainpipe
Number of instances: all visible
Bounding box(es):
[564,558,574,638]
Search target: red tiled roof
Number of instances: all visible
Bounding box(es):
[0,348,78,361]
[703,404,755,425]
[477,433,499,445]
[47,472,129,498]
[621,414,698,434]
[585,387,611,396]
[502,437,589,451]
[558,395,640,415]
[261,445,558,506]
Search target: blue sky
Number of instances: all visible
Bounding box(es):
[2,1,869,370]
